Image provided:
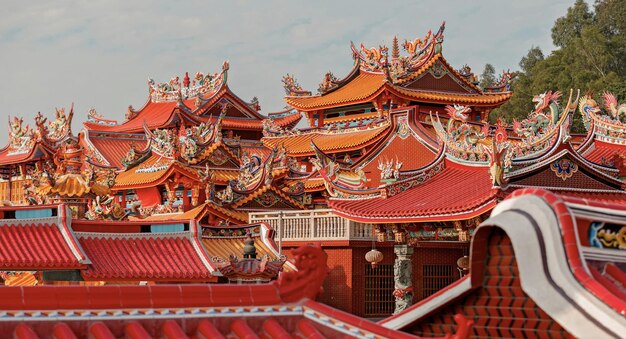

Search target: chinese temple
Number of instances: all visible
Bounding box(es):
[0,21,626,337]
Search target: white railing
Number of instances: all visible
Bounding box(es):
[249,209,374,241]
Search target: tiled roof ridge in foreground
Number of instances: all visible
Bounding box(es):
[0,244,473,338]
[380,188,626,338]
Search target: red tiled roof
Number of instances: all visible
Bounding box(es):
[76,230,216,281]
[84,99,196,133]
[0,144,47,166]
[262,124,389,155]
[582,140,626,163]
[0,209,87,270]
[359,130,438,187]
[285,72,386,110]
[330,161,497,222]
[0,245,429,339]
[86,134,147,169]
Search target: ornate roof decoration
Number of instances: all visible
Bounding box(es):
[45,106,74,142]
[25,138,116,202]
[148,61,229,103]
[249,96,261,111]
[432,104,491,164]
[310,140,368,197]
[261,117,286,137]
[351,42,389,73]
[510,89,579,162]
[7,116,34,156]
[484,70,516,93]
[580,92,626,145]
[351,21,445,83]
[146,126,178,159]
[317,71,339,94]
[282,74,312,96]
[86,107,118,126]
[457,64,479,85]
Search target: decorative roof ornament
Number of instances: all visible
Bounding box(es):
[457,64,478,85]
[512,91,562,140]
[282,74,311,96]
[510,89,578,161]
[579,92,626,144]
[317,71,339,94]
[87,107,118,126]
[310,141,368,197]
[249,96,261,111]
[146,126,178,159]
[7,116,35,156]
[262,118,285,137]
[603,92,626,120]
[482,139,510,188]
[350,43,389,72]
[350,21,445,82]
[46,105,74,142]
[432,104,491,163]
[484,70,516,93]
[391,36,400,60]
[148,61,228,102]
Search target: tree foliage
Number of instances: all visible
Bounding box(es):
[480,64,496,89]
[490,0,626,132]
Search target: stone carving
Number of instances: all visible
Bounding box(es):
[393,245,414,314]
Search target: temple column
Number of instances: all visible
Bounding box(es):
[393,244,414,314]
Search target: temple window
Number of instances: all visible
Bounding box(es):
[364,263,395,317]
[421,264,454,299]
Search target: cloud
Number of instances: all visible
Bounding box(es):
[0,0,575,145]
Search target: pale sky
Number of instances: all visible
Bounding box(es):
[0,1,576,145]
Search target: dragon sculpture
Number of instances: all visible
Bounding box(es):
[443,104,490,146]
[512,90,562,139]
[431,104,491,162]
[403,29,432,55]
[282,74,312,96]
[579,92,626,144]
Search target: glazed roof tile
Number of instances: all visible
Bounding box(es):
[262,124,389,155]
[0,244,440,339]
[113,156,199,189]
[330,162,496,222]
[390,86,512,106]
[86,134,147,169]
[359,131,438,187]
[581,140,626,164]
[285,72,386,110]
[76,231,215,281]
[84,100,194,133]
[0,214,88,270]
[0,144,47,166]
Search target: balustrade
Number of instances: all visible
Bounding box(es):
[249,209,374,241]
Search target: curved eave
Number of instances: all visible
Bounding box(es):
[284,72,386,111]
[0,143,49,166]
[388,85,512,107]
[331,198,497,224]
[112,162,199,190]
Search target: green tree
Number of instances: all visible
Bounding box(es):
[480,64,496,89]
[551,0,593,48]
[491,0,626,133]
